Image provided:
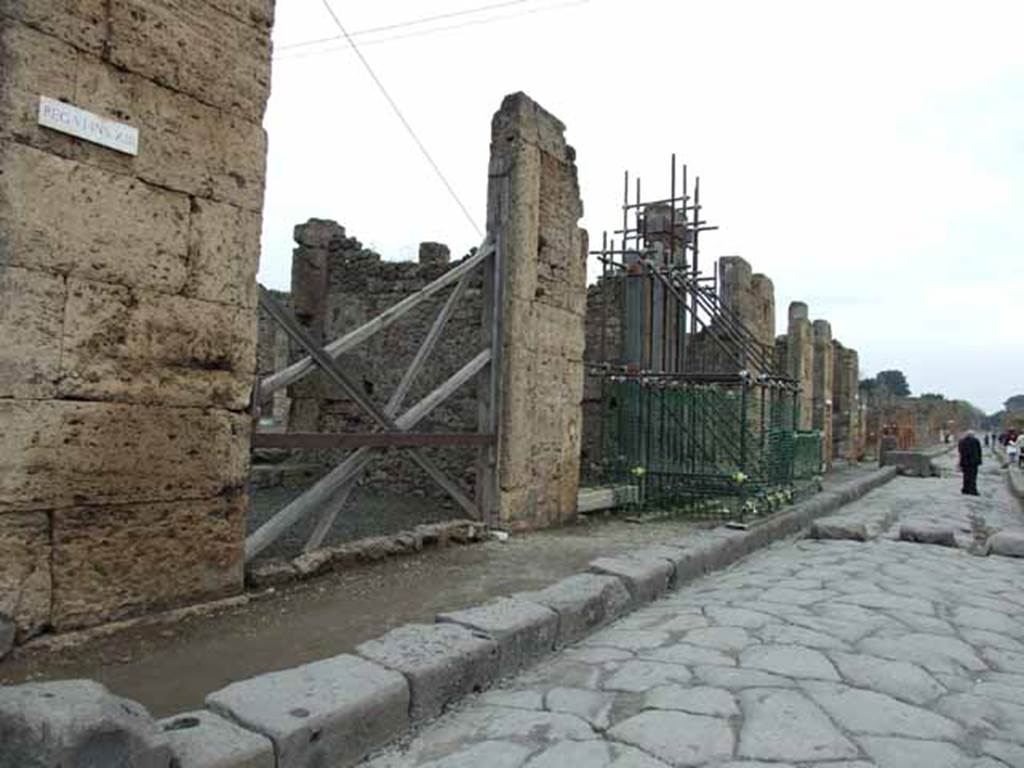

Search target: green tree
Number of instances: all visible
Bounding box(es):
[875,369,910,398]
[1004,395,1024,413]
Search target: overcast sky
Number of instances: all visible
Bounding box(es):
[260,0,1022,413]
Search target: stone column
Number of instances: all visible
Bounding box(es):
[812,320,834,467]
[785,303,814,431]
[831,342,860,460]
[0,2,274,638]
[486,93,587,530]
[287,219,346,432]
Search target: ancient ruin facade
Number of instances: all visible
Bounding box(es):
[253,223,482,499]
[486,93,587,529]
[0,3,273,639]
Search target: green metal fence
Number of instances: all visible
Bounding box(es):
[595,376,820,520]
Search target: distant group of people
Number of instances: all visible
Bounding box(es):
[986,430,1023,468]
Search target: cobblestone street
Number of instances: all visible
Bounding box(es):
[366,455,1024,768]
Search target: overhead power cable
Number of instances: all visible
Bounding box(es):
[277,0,529,51]
[317,0,483,237]
[276,0,589,61]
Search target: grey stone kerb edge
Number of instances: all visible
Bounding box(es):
[0,467,897,768]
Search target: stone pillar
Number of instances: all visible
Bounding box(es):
[785,303,814,431]
[287,219,346,432]
[831,342,860,460]
[418,242,450,267]
[812,320,834,467]
[486,93,587,530]
[750,274,776,352]
[0,3,274,638]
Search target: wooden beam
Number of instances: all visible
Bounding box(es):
[245,348,492,560]
[386,274,470,414]
[253,432,496,449]
[259,242,491,398]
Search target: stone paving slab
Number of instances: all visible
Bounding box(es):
[364,459,1024,767]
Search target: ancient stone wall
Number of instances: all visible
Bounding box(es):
[812,320,834,467]
[718,256,775,360]
[783,302,815,431]
[0,2,272,638]
[831,341,861,460]
[581,277,624,476]
[260,220,482,498]
[487,93,587,529]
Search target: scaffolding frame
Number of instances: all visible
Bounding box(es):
[586,156,817,519]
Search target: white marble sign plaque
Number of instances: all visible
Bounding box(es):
[37,96,139,156]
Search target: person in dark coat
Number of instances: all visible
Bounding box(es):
[958,430,982,496]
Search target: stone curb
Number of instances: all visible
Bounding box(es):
[6,467,897,768]
[1007,465,1024,501]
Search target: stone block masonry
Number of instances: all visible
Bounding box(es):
[0,3,273,639]
[269,219,483,498]
[487,93,587,529]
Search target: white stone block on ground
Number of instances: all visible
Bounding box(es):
[356,623,499,721]
[437,597,558,678]
[514,573,631,646]
[205,654,408,768]
[0,679,172,768]
[589,556,672,604]
[159,710,273,768]
[987,530,1024,558]
[809,518,869,542]
[899,523,957,548]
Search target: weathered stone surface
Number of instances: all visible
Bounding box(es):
[589,556,672,604]
[644,685,739,717]
[187,198,261,308]
[802,681,963,739]
[437,597,558,678]
[159,709,274,768]
[356,623,500,721]
[0,264,65,400]
[515,573,631,646]
[602,661,693,693]
[0,612,15,660]
[51,495,245,630]
[58,279,256,409]
[490,93,586,530]
[207,654,408,768]
[0,23,267,212]
[0,0,108,54]
[809,518,868,542]
[609,710,734,766]
[858,736,967,768]
[0,512,52,641]
[523,741,668,768]
[883,451,937,478]
[0,679,173,768]
[544,687,615,729]
[0,142,190,293]
[740,645,840,681]
[828,652,945,705]
[738,689,858,762]
[0,400,249,511]
[107,0,271,121]
[899,523,957,548]
[987,530,1024,558]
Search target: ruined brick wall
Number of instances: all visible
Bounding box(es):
[488,93,587,529]
[272,220,482,498]
[0,2,272,638]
